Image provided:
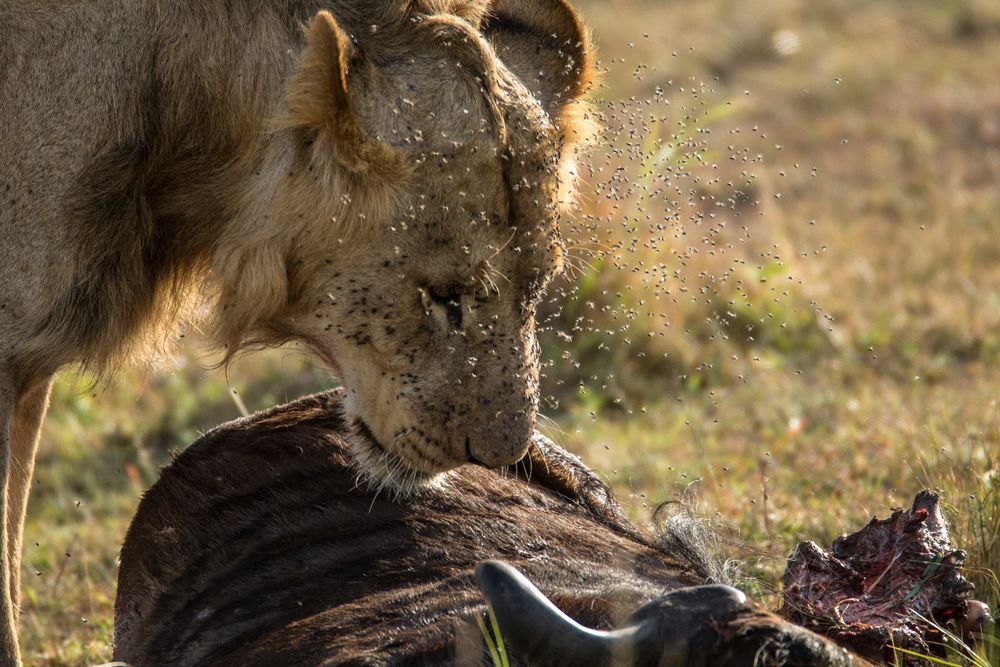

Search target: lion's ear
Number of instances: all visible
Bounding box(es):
[482,0,594,120]
[287,12,356,131]
[286,12,390,171]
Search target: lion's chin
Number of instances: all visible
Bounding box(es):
[348,419,452,499]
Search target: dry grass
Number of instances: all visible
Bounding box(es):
[22,0,1000,663]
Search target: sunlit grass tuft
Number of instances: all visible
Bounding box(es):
[477,606,510,667]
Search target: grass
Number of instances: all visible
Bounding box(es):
[477,606,510,667]
[20,0,1000,663]
[889,608,1000,667]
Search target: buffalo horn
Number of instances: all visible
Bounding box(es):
[475,560,680,667]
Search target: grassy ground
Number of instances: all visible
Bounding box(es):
[23,0,1000,663]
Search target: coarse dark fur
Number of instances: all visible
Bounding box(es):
[113,390,704,666]
[114,391,868,667]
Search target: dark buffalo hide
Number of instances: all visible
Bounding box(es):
[113,390,867,666]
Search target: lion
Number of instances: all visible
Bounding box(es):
[0,0,595,661]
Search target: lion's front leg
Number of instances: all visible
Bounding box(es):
[7,379,52,618]
[0,369,44,666]
[0,373,21,667]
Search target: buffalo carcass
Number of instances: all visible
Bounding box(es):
[113,389,866,666]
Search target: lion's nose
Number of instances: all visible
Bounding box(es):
[464,412,533,467]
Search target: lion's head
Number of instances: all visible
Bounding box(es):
[212,0,595,492]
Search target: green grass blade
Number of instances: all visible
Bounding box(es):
[486,605,510,667]
[477,613,503,667]
[889,646,963,667]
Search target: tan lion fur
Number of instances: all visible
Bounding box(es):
[0,0,595,661]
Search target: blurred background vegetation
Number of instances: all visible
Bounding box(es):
[24,0,1000,662]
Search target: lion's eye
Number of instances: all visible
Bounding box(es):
[418,286,465,332]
